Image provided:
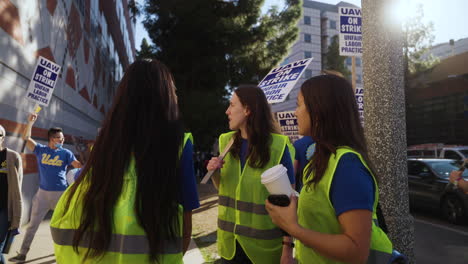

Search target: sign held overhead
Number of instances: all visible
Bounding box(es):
[25,56,61,107]
[339,7,362,57]
[259,58,313,104]
[277,111,301,143]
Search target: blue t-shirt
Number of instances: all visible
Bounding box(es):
[179,140,200,211]
[330,153,375,216]
[34,143,76,191]
[293,136,315,190]
[293,136,315,172]
[240,139,295,184]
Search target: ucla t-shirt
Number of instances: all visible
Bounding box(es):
[34,143,76,191]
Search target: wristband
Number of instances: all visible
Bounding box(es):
[282,241,295,248]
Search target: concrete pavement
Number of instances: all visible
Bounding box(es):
[4,218,204,264]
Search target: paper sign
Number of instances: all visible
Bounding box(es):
[277,111,301,143]
[339,7,362,57]
[259,58,313,104]
[25,56,61,106]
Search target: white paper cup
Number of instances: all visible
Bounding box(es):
[261,165,294,196]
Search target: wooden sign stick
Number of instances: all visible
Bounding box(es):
[201,138,234,184]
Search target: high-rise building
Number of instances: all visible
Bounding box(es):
[0,0,135,147]
[272,0,360,113]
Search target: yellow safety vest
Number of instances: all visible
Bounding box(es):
[217,132,294,264]
[296,147,393,263]
[50,133,193,263]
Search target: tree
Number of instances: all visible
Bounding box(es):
[136,38,154,60]
[403,4,439,74]
[323,35,351,79]
[141,0,302,150]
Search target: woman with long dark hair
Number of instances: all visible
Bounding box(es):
[50,59,200,263]
[265,74,394,264]
[207,85,295,264]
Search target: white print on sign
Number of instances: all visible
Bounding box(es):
[276,111,301,143]
[25,56,61,107]
[259,58,313,104]
[339,7,362,57]
[355,87,364,123]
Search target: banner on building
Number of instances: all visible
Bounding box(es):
[339,7,362,57]
[277,111,301,143]
[355,85,364,124]
[25,56,61,107]
[259,58,313,104]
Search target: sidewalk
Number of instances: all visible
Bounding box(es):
[4,217,204,264]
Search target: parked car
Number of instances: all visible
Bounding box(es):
[407,158,468,224]
[407,144,468,161]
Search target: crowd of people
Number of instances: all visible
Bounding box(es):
[2,59,460,263]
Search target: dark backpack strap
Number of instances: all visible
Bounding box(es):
[376,203,389,234]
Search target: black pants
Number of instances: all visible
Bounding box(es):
[220,240,253,264]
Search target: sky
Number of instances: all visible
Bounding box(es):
[134,0,467,50]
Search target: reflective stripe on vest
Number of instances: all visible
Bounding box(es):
[51,227,182,254]
[218,195,268,215]
[217,132,293,264]
[218,219,283,240]
[50,133,192,263]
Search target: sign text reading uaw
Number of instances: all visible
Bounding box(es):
[259,58,313,104]
[339,7,362,57]
[26,56,61,106]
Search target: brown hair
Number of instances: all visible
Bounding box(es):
[301,74,378,187]
[230,85,279,168]
[65,59,184,263]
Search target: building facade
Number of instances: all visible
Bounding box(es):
[272,0,360,113]
[0,0,135,222]
[407,52,468,145]
[424,37,468,61]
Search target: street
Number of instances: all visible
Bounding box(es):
[413,209,468,264]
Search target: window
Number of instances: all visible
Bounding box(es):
[304,34,311,43]
[304,16,311,25]
[330,20,336,29]
[408,161,430,176]
[357,74,362,84]
[304,51,312,59]
[356,58,362,66]
[346,57,352,65]
[304,69,312,79]
[444,150,462,160]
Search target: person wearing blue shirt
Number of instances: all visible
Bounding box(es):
[9,115,82,263]
[293,136,315,192]
[207,85,295,264]
[266,74,394,263]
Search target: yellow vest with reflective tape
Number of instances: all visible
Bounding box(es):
[217,132,294,264]
[296,147,393,264]
[50,133,193,263]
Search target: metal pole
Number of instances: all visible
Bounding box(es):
[362,0,415,262]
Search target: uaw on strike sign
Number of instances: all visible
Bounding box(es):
[259,58,313,104]
[26,56,61,106]
[277,111,300,143]
[339,7,362,56]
